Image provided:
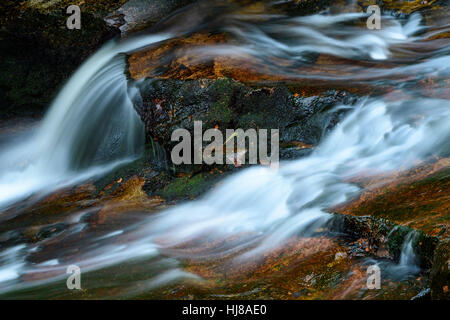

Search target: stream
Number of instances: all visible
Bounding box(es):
[0,1,448,299]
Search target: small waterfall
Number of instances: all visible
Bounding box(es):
[36,55,144,171]
[0,35,171,209]
[398,231,420,274]
[363,230,421,285]
[369,230,421,281]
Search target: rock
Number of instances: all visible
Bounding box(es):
[125,75,358,200]
[105,0,197,35]
[131,77,358,170]
[327,213,438,267]
[333,163,450,239]
[430,239,450,300]
[359,0,449,17]
[0,1,121,117]
[271,0,334,16]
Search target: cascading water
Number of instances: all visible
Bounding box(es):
[0,3,448,297]
[366,230,421,281]
[0,35,171,209]
[398,231,420,274]
[141,97,449,260]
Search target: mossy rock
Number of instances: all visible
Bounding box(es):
[386,225,437,268]
[134,77,358,170]
[430,239,450,300]
[329,214,438,268]
[159,172,220,201]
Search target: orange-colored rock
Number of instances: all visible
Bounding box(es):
[332,158,450,238]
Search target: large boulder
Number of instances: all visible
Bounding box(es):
[131,77,358,170]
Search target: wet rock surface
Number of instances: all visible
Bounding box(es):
[132,77,358,170]
[105,0,197,35]
[333,160,450,239]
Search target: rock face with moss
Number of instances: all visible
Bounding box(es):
[132,77,358,169]
[328,214,438,268]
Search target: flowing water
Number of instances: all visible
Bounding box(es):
[0,1,448,298]
[0,34,174,209]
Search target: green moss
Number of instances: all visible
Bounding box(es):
[160,176,188,199]
[209,95,233,124]
[206,77,238,124]
[386,226,438,268]
[160,172,218,200]
[387,225,411,260]
[211,77,237,95]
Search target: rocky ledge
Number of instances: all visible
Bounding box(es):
[0,0,197,118]
[132,77,358,169]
